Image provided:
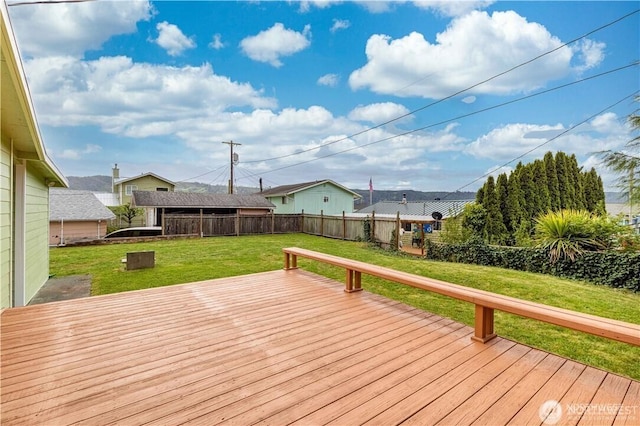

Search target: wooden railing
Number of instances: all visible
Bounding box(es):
[283,247,640,346]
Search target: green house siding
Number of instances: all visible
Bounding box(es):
[1,139,11,308]
[23,167,50,303]
[268,195,296,214]
[117,175,174,206]
[268,183,358,215]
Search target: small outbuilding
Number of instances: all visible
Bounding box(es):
[131,191,275,226]
[49,189,116,245]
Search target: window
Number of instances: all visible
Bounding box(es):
[281,196,288,204]
[156,187,168,191]
[323,196,329,203]
[125,185,138,195]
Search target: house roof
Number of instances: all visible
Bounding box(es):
[1,3,67,188]
[49,189,116,221]
[115,172,176,187]
[132,191,275,209]
[357,200,473,221]
[258,180,362,198]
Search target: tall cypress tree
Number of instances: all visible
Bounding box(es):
[496,173,510,233]
[569,154,585,210]
[517,163,536,220]
[533,159,551,215]
[544,151,561,211]
[482,176,507,244]
[506,171,525,240]
[555,152,571,209]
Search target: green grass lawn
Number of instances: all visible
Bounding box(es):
[50,233,640,380]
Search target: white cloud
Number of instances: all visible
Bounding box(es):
[24,56,276,136]
[153,21,196,57]
[240,23,312,67]
[59,149,81,160]
[573,39,606,72]
[348,102,411,124]
[7,0,153,58]
[462,96,476,104]
[297,0,342,13]
[209,34,225,50]
[464,114,631,164]
[330,19,351,33]
[412,1,494,17]
[57,144,101,160]
[317,73,339,87]
[349,10,595,99]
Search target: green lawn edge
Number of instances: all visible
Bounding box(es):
[50,233,640,380]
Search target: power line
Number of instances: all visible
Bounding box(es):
[238,62,638,179]
[242,8,639,165]
[445,90,639,197]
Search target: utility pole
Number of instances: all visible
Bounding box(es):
[222,140,241,194]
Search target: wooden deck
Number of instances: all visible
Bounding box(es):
[1,269,638,425]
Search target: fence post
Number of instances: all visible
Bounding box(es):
[235,211,240,236]
[271,211,275,234]
[161,208,165,236]
[301,209,305,233]
[199,209,203,237]
[321,210,324,237]
[342,211,346,240]
[371,211,376,243]
[396,212,401,249]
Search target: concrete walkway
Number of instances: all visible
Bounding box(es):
[28,275,92,305]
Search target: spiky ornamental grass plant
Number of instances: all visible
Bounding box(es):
[534,209,604,262]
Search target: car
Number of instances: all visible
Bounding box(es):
[104,226,162,239]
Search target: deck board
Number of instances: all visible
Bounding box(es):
[1,269,638,425]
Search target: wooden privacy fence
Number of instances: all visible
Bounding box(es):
[163,214,302,237]
[162,211,401,242]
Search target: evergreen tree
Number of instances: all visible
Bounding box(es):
[544,151,561,211]
[555,152,571,209]
[506,171,525,234]
[568,154,585,210]
[496,173,510,234]
[482,176,508,244]
[517,163,536,220]
[532,159,551,215]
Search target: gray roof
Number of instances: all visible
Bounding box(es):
[50,189,116,221]
[258,180,362,198]
[132,191,275,209]
[357,200,473,220]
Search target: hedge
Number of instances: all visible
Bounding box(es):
[423,239,640,292]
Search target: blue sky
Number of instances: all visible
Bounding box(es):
[7,0,639,193]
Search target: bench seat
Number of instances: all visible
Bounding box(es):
[283,247,640,346]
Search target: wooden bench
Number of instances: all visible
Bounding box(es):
[283,247,640,346]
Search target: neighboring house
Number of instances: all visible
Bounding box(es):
[1,3,67,308]
[356,199,472,221]
[607,202,640,235]
[112,167,175,207]
[355,199,474,239]
[49,189,116,245]
[131,191,275,226]
[258,180,362,215]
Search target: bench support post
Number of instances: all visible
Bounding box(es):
[472,305,497,343]
[284,252,297,270]
[345,269,363,293]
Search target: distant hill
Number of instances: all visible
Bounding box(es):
[66,175,627,206]
[67,175,259,194]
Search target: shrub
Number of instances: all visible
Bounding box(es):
[424,239,640,291]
